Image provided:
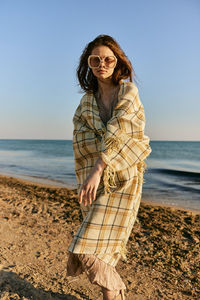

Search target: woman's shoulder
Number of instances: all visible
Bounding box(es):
[79,92,93,106]
[74,92,94,119]
[120,81,139,101]
[122,81,138,94]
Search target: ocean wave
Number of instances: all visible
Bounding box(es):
[149,168,200,180]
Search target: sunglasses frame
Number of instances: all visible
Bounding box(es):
[88,55,117,69]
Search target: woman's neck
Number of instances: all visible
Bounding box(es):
[97,78,118,103]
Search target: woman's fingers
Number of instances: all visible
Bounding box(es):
[88,188,93,205]
[78,188,84,204]
[79,188,89,206]
[85,187,92,206]
[80,187,94,206]
[92,187,97,202]
[82,188,88,206]
[84,190,88,206]
[78,172,100,206]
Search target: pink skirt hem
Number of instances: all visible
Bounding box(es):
[66,252,126,291]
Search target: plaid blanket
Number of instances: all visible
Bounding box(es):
[68,81,151,266]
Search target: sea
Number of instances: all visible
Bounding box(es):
[0,139,199,211]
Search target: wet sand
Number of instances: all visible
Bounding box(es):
[0,174,199,299]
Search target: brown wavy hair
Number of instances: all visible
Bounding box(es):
[77,35,135,93]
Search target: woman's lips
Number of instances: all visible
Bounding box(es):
[98,70,106,74]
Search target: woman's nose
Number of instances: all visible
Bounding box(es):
[99,59,105,67]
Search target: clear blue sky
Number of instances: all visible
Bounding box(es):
[0,0,199,140]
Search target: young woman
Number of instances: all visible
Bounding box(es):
[66,35,151,300]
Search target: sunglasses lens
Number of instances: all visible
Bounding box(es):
[104,56,116,68]
[89,56,100,68]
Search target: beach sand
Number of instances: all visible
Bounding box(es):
[0,174,199,300]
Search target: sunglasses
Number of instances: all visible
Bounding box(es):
[88,55,117,69]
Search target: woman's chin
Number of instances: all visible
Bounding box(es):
[96,74,113,82]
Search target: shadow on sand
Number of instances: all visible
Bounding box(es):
[0,269,79,300]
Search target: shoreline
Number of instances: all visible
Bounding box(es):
[0,172,199,215]
[0,171,76,189]
[142,199,200,215]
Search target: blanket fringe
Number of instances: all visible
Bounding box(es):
[103,165,116,195]
[104,136,123,155]
[120,241,128,262]
[137,160,147,173]
[103,136,123,194]
[137,161,147,185]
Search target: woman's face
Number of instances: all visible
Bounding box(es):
[89,46,116,81]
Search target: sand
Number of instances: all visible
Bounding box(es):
[0,174,199,300]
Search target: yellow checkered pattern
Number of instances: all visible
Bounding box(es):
[68,81,151,266]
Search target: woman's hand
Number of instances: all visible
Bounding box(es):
[78,158,106,206]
